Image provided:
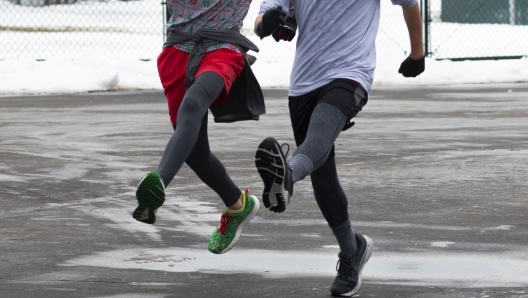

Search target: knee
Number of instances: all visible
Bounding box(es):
[310,162,331,180]
[185,158,198,169]
[177,97,202,124]
[185,146,211,168]
[180,95,202,114]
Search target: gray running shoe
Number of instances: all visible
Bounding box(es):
[255,137,293,213]
[330,234,373,296]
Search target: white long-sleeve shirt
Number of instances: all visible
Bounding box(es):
[259,0,418,96]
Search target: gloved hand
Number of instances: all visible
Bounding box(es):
[398,55,425,77]
[272,9,297,42]
[256,7,286,39]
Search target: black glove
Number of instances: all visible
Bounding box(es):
[398,55,425,77]
[272,9,297,42]
[256,7,286,39]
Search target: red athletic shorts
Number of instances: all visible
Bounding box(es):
[157,47,245,126]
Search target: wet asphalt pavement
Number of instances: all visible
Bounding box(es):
[1,85,527,298]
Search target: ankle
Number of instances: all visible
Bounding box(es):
[289,154,313,183]
[227,192,245,212]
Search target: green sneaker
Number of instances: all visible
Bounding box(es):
[132,171,165,224]
[208,189,260,254]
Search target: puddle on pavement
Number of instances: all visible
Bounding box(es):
[90,294,169,298]
[62,248,528,288]
[431,241,455,247]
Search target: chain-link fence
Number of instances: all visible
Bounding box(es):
[1,0,527,61]
[423,0,528,60]
[0,0,165,60]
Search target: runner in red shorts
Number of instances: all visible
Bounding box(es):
[132,0,263,255]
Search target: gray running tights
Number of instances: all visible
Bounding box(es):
[157,72,240,207]
[293,103,350,227]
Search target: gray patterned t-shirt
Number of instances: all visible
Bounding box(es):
[167,0,253,53]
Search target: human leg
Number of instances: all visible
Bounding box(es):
[133,72,225,224]
[300,82,370,297]
[254,102,346,212]
[289,78,368,184]
[187,120,261,254]
[157,71,225,186]
[177,84,260,254]
[298,119,372,297]
[256,79,372,295]
[134,70,260,252]
[310,155,355,250]
[255,79,367,213]
[289,103,347,182]
[159,72,260,253]
[296,104,367,271]
[134,47,259,253]
[184,113,241,208]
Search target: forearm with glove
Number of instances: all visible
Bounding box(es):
[272,8,297,42]
[254,7,287,39]
[399,3,425,77]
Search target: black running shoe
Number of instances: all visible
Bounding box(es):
[255,137,293,213]
[330,234,373,297]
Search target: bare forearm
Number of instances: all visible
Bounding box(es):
[402,3,424,59]
[254,15,263,36]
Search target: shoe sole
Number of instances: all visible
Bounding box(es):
[255,137,288,213]
[133,173,165,224]
[214,195,261,254]
[337,235,374,297]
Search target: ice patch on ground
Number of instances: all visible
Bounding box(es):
[90,295,169,298]
[484,225,515,231]
[0,173,28,182]
[431,241,455,247]
[62,247,528,288]
[323,245,340,249]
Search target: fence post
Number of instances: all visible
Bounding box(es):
[166,1,171,24]
[423,0,431,57]
[162,1,171,43]
[509,0,515,25]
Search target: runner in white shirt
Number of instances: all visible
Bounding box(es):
[254,1,425,296]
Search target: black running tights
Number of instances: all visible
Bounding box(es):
[310,155,349,227]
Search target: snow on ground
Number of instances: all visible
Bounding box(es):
[1,0,528,95]
[2,51,527,95]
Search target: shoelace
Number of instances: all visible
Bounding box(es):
[218,212,234,235]
[336,259,358,279]
[280,143,290,159]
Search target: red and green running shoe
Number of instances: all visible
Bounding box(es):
[132,171,165,224]
[208,189,260,254]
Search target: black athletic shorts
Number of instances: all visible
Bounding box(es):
[288,79,368,156]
